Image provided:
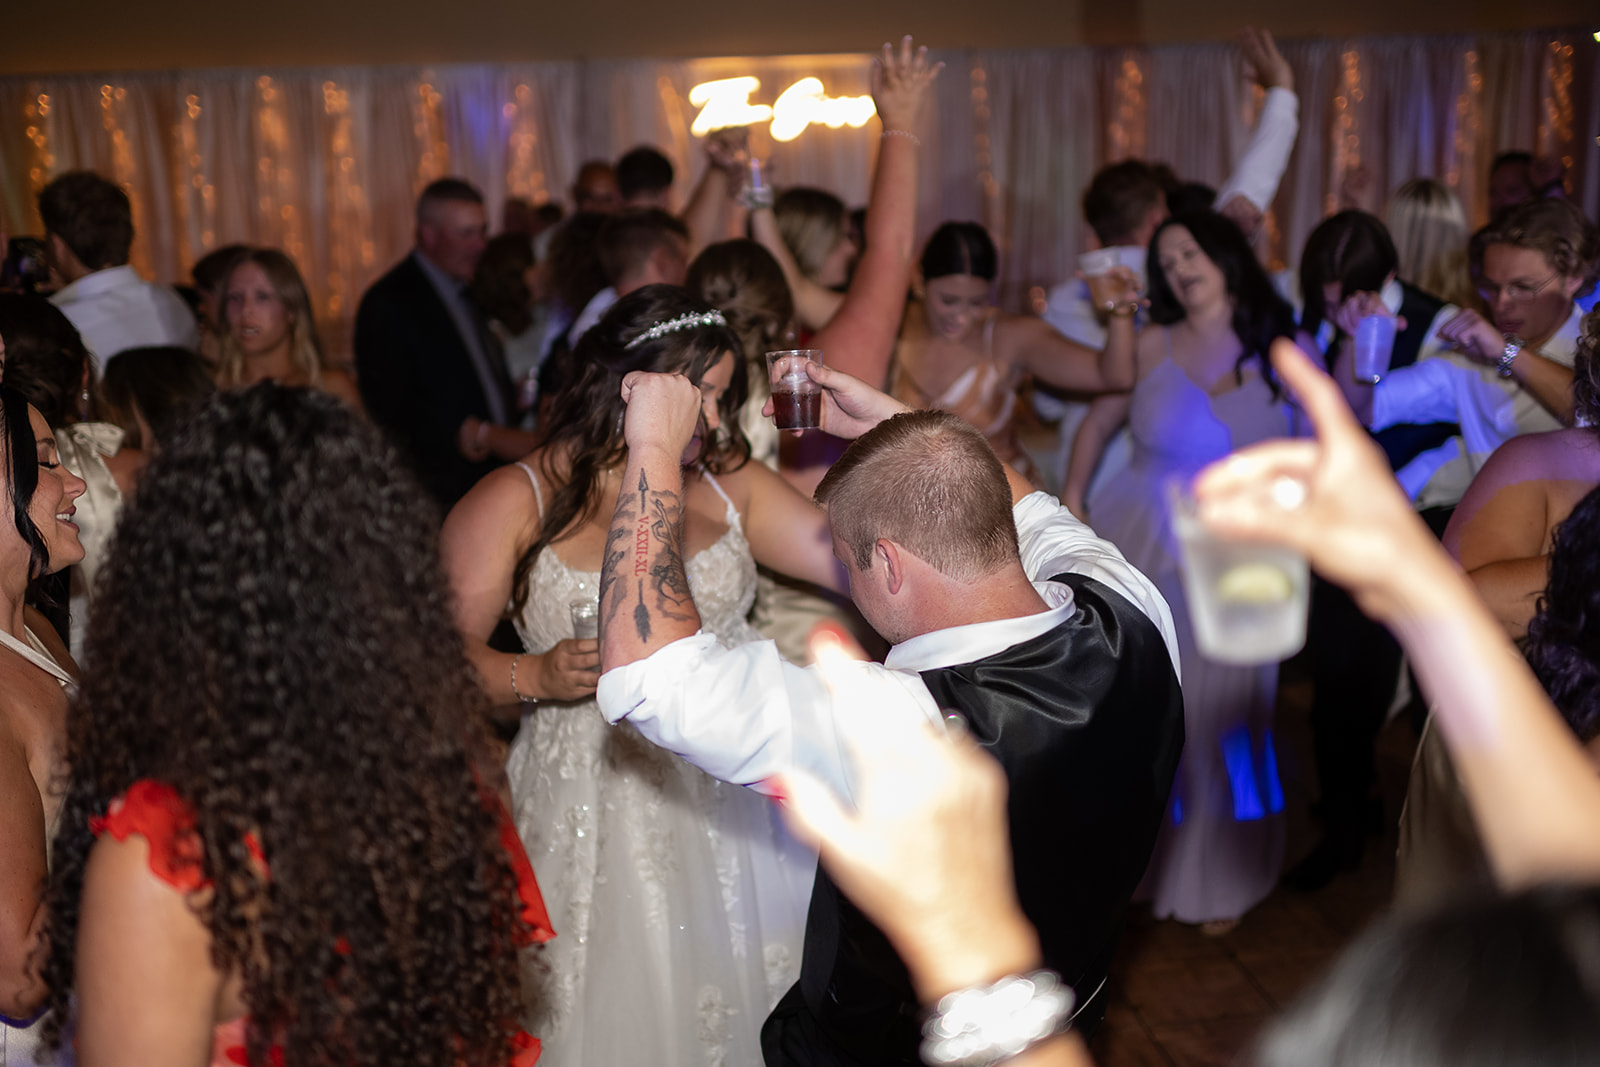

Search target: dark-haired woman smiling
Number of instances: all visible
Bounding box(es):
[889,221,1134,487]
[1066,210,1317,932]
[0,384,84,1061]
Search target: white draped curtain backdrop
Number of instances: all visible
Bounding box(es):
[1,29,1594,351]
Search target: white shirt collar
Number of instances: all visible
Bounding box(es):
[1381,277,1403,314]
[52,264,142,303]
[885,581,1076,673]
[1542,303,1585,361]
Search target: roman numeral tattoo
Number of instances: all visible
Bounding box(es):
[601,467,697,647]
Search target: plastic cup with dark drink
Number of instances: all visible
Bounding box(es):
[766,349,824,432]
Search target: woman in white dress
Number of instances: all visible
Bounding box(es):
[442,285,846,1065]
[0,383,86,1064]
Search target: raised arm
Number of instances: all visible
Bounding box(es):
[1214,28,1298,233]
[749,208,845,332]
[811,37,942,388]
[1195,339,1600,889]
[1438,307,1576,426]
[1005,299,1138,395]
[682,128,749,260]
[599,373,708,673]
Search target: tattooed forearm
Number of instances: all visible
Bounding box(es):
[647,494,693,620]
[600,487,639,631]
[600,459,703,666]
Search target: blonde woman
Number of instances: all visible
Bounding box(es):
[1386,178,1475,309]
[217,248,363,409]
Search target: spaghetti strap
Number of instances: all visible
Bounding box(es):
[514,461,545,521]
[0,626,74,690]
[699,467,741,528]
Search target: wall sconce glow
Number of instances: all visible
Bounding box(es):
[688,77,774,136]
[688,76,875,141]
[769,78,876,141]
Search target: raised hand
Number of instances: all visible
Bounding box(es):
[1191,338,1435,620]
[1437,307,1506,365]
[871,35,944,136]
[1239,27,1293,92]
[1330,289,1406,338]
[1083,265,1143,310]
[761,361,911,439]
[619,371,706,462]
[705,126,750,174]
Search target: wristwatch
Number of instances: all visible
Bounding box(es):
[1497,340,1522,379]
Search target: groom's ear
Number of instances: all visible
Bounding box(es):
[877,539,906,596]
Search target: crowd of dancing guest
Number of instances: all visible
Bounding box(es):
[5,23,1600,1067]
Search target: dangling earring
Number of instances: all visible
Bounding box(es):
[80,387,91,422]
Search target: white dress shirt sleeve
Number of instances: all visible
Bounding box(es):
[1214,88,1300,212]
[596,632,941,799]
[1011,491,1182,680]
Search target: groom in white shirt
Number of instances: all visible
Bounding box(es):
[597,364,1185,1065]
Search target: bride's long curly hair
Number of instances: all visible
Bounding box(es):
[509,283,748,615]
[40,384,527,1066]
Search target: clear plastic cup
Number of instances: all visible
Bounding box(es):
[1169,482,1310,665]
[570,600,599,641]
[1352,314,1396,384]
[766,349,824,431]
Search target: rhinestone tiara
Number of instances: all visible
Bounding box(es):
[623,309,728,349]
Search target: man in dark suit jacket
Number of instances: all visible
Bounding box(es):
[355,178,514,509]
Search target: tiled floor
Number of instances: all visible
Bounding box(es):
[1087,669,1420,1067]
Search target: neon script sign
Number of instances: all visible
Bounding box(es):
[688,76,876,142]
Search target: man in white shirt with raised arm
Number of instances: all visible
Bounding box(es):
[597,362,1185,1066]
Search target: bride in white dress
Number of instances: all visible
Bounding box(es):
[442,286,848,1065]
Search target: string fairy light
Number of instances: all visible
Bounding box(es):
[23,87,53,202]
[504,82,550,207]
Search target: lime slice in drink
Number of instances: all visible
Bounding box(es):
[1216,562,1294,604]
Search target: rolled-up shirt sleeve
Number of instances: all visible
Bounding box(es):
[1215,87,1299,212]
[596,632,941,799]
[1012,491,1182,681]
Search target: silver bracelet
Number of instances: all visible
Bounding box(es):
[1497,339,1521,379]
[921,970,1075,1067]
[509,653,538,705]
[882,128,921,147]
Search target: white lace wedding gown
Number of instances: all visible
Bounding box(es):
[507,463,814,1066]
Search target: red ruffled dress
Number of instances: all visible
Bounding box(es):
[91,779,554,1067]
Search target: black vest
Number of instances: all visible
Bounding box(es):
[1369,282,1458,471]
[769,575,1185,1066]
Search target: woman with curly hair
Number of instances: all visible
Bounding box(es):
[216,248,363,410]
[38,384,549,1067]
[442,284,844,1066]
[0,383,85,1063]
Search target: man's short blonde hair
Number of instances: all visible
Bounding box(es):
[815,410,1019,581]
